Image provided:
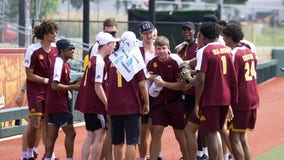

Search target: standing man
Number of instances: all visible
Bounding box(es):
[137,21,161,160]
[75,32,119,160]
[147,36,189,160]
[24,20,59,160]
[106,31,149,160]
[185,22,238,160]
[176,21,208,160]
[222,23,259,160]
[43,39,81,160]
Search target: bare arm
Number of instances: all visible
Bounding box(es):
[51,81,80,92]
[15,81,27,106]
[154,77,187,91]
[25,68,49,84]
[94,82,108,111]
[193,71,205,118]
[139,80,149,115]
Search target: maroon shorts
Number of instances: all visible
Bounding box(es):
[28,98,45,117]
[227,109,257,132]
[199,105,228,133]
[188,110,200,125]
[150,97,187,130]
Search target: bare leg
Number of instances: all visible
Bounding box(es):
[100,116,113,160]
[113,144,123,160]
[184,121,199,160]
[44,124,59,158]
[174,129,189,160]
[62,124,76,158]
[139,121,150,159]
[90,128,106,160]
[205,131,223,160]
[81,131,94,160]
[125,144,137,160]
[150,125,164,160]
[240,133,251,160]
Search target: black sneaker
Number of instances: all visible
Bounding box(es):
[28,158,35,160]
[157,157,163,160]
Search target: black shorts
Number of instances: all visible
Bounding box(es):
[110,114,141,145]
[84,113,107,132]
[47,112,73,128]
[184,94,195,118]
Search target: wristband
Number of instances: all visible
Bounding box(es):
[20,88,26,93]
[43,78,49,84]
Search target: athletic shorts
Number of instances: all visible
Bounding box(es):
[84,113,107,131]
[151,97,187,130]
[227,109,257,132]
[110,114,141,145]
[199,105,228,133]
[28,98,45,117]
[184,94,195,119]
[47,112,73,128]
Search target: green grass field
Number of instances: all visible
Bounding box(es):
[255,144,284,160]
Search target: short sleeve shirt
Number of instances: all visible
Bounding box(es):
[195,42,238,107]
[24,42,58,101]
[231,46,259,110]
[46,57,71,114]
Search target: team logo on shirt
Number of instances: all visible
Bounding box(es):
[39,54,44,60]
[153,62,158,68]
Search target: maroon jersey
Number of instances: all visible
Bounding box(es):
[196,42,238,107]
[183,42,198,95]
[232,46,259,110]
[75,54,107,114]
[107,63,146,115]
[24,42,58,101]
[46,57,71,113]
[147,56,183,107]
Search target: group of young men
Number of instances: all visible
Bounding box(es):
[18,15,259,160]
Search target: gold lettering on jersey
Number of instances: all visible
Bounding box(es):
[212,48,230,55]
[39,54,44,60]
[110,63,115,67]
[242,53,254,62]
[153,62,158,68]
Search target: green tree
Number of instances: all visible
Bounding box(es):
[4,0,59,20]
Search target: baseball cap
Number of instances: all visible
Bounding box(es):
[121,31,137,41]
[182,21,195,30]
[139,21,155,33]
[56,39,72,51]
[96,32,119,45]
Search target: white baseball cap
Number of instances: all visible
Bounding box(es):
[96,32,119,45]
[121,31,137,41]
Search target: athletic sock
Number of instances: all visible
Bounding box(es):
[140,158,147,160]
[196,151,203,157]
[158,152,163,158]
[224,153,229,160]
[21,151,28,160]
[66,158,73,160]
[202,147,208,156]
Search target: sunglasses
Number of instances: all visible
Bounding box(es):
[105,31,117,37]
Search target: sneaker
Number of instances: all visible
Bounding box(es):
[157,157,163,160]
[28,158,35,160]
[228,154,234,160]
[179,157,184,160]
[202,154,209,160]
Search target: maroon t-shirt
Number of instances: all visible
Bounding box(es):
[46,57,71,114]
[147,56,183,107]
[75,54,107,114]
[196,42,238,107]
[24,42,58,102]
[106,63,146,116]
[232,46,259,110]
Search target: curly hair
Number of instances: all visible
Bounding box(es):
[33,19,59,40]
[222,24,244,43]
[199,22,222,40]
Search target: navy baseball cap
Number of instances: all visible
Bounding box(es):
[56,39,72,51]
[139,21,155,33]
[182,21,195,30]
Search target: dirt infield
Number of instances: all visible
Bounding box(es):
[1,77,284,159]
